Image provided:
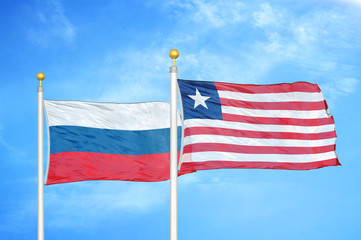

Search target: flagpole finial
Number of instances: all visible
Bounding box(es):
[36,72,45,87]
[169,49,179,66]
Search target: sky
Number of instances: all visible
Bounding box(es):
[1,0,361,239]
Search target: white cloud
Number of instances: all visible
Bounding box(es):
[253,2,283,28]
[95,47,171,103]
[319,77,359,109]
[49,1,360,107]
[332,0,361,7]
[337,78,358,93]
[168,1,360,93]
[27,0,75,45]
[192,0,245,27]
[246,3,361,92]
[164,0,246,28]
[322,77,358,94]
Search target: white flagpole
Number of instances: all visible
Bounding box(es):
[37,72,45,240]
[169,49,179,240]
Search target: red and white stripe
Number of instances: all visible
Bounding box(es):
[180,82,339,172]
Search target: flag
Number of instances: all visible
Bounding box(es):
[44,100,186,185]
[177,79,340,173]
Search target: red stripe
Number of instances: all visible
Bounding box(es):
[214,81,321,94]
[220,98,326,111]
[222,113,335,126]
[184,127,337,140]
[46,151,193,185]
[183,143,335,155]
[180,158,341,172]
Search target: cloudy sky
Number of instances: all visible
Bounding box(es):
[1,0,361,239]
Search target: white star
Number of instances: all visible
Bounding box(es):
[188,88,210,109]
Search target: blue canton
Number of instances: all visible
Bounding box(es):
[178,79,223,120]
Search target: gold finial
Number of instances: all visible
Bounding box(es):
[36,72,45,87]
[169,49,179,66]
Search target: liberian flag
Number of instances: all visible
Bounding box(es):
[177,79,340,173]
[44,100,185,185]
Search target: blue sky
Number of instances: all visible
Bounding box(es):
[1,0,361,239]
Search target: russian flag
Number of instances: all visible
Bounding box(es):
[44,100,185,185]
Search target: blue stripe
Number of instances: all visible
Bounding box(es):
[50,126,182,155]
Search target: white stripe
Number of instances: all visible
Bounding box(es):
[184,119,335,134]
[184,135,336,147]
[44,100,181,130]
[221,106,328,119]
[218,91,324,102]
[182,151,337,163]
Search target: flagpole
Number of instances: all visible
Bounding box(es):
[37,72,45,240]
[169,49,179,240]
